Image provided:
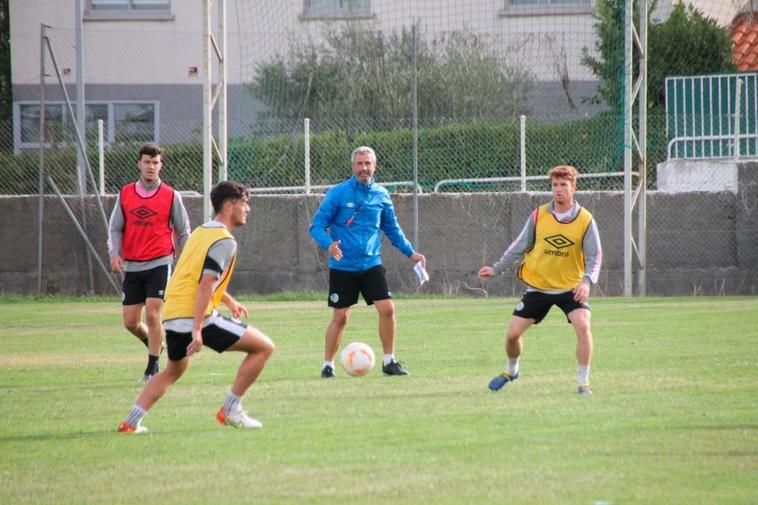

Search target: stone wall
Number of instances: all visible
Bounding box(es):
[1,171,756,296]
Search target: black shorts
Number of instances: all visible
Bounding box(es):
[122,265,171,305]
[165,316,247,361]
[512,290,590,324]
[328,265,391,308]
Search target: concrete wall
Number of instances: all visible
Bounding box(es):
[2,172,757,296]
[657,160,740,193]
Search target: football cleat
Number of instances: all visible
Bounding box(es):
[320,364,336,378]
[382,360,409,376]
[488,371,519,391]
[576,384,593,395]
[216,406,262,429]
[118,421,148,434]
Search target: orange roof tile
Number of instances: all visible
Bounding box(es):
[736,41,751,54]
[731,14,758,70]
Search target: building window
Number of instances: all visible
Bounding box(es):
[86,104,110,143]
[303,0,372,18]
[113,103,156,143]
[502,0,592,15]
[86,0,172,20]
[19,105,65,145]
[14,102,158,153]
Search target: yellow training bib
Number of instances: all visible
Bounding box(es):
[518,203,592,290]
[163,225,236,321]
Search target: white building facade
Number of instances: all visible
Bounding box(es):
[9,0,739,152]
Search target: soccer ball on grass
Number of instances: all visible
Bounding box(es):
[339,342,376,376]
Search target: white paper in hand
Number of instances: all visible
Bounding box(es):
[414,261,430,286]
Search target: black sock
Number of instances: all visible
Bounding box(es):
[144,354,159,375]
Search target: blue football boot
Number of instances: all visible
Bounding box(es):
[488,371,519,391]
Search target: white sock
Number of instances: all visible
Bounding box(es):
[223,392,242,414]
[507,357,520,376]
[323,360,335,369]
[577,364,590,385]
[383,354,395,366]
[125,404,146,427]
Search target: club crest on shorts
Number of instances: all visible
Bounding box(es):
[515,301,524,311]
[329,292,339,303]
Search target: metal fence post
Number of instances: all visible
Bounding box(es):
[519,115,526,192]
[734,78,743,161]
[98,119,105,195]
[304,117,311,195]
[411,22,419,248]
[37,23,49,294]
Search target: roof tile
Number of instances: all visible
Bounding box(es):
[731,14,758,70]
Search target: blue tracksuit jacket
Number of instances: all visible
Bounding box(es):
[309,175,414,272]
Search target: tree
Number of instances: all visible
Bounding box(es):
[250,25,534,129]
[0,0,9,122]
[582,0,735,110]
[647,2,735,107]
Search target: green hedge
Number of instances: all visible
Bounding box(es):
[1,113,668,195]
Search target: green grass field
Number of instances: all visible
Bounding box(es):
[0,296,756,505]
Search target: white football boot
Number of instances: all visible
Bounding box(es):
[216,405,263,429]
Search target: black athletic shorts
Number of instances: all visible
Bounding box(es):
[512,290,590,324]
[165,316,247,361]
[122,265,171,305]
[328,265,391,308]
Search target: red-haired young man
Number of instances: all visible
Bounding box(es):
[479,165,602,395]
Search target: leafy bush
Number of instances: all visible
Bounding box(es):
[1,113,670,195]
[250,25,534,125]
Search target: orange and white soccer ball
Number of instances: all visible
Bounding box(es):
[339,342,376,376]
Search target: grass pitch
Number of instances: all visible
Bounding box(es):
[0,296,756,504]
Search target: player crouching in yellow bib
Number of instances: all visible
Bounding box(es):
[479,165,602,395]
[118,181,275,433]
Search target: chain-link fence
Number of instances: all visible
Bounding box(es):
[3,1,742,194]
[1,0,752,295]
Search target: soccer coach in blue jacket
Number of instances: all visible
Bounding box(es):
[310,146,426,378]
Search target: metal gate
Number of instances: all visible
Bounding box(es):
[666,72,758,160]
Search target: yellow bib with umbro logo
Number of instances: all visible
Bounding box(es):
[518,203,592,291]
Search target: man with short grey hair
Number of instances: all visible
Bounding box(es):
[310,146,426,378]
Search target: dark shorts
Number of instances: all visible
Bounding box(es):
[165,316,247,361]
[512,290,590,324]
[328,265,391,308]
[122,265,171,305]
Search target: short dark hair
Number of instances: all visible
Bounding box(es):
[138,143,163,160]
[211,180,248,214]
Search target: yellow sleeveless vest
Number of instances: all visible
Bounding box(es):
[163,225,237,321]
[518,203,592,291]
